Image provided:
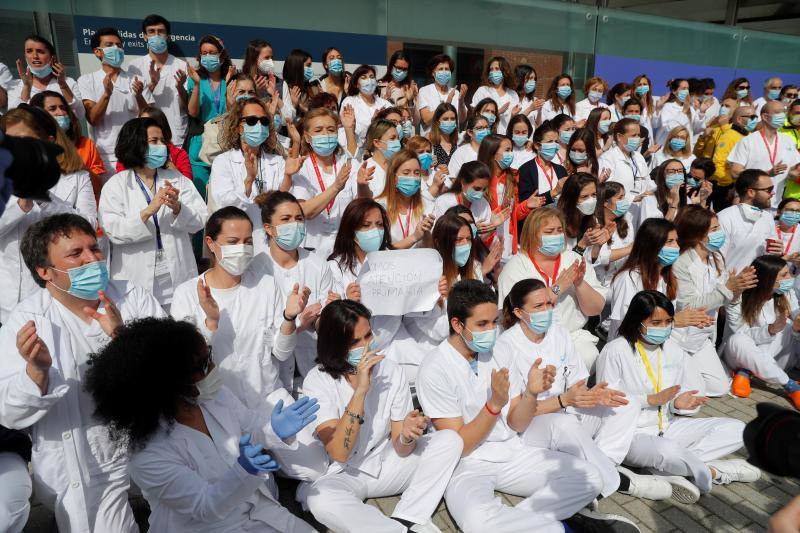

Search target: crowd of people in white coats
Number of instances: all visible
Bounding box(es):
[1,11,800,533]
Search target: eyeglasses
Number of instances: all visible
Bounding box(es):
[241,116,270,127]
[786,93,798,99]
[737,85,750,90]
[749,186,775,193]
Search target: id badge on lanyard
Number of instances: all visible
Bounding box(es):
[134,172,165,260]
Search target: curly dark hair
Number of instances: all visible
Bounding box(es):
[85,317,208,450]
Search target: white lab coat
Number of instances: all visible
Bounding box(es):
[598,145,655,203]
[574,98,608,124]
[649,149,695,172]
[727,131,800,208]
[416,339,602,533]
[0,282,165,532]
[607,269,667,340]
[717,203,777,273]
[99,168,206,307]
[446,143,478,179]
[656,102,706,146]
[128,54,189,146]
[471,86,519,135]
[130,386,314,533]
[265,248,332,386]
[209,149,286,254]
[7,76,84,121]
[588,214,634,287]
[537,99,574,123]
[340,94,391,149]
[0,172,97,322]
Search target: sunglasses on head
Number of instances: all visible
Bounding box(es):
[241,116,270,127]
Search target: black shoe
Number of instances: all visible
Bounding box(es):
[563,508,640,533]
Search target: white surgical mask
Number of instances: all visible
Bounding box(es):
[195,365,223,402]
[577,197,598,215]
[258,59,274,74]
[217,244,254,275]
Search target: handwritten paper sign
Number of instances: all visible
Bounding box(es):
[357,249,443,316]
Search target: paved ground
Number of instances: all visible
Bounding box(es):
[23,376,799,532]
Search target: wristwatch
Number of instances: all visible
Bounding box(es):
[551,284,561,296]
[572,244,586,255]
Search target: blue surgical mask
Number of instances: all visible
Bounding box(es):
[539,234,564,256]
[439,120,457,135]
[527,309,553,334]
[51,261,109,300]
[665,172,684,188]
[243,122,269,147]
[454,243,472,267]
[539,142,559,161]
[588,90,604,103]
[382,138,401,159]
[200,54,220,73]
[303,65,314,81]
[145,144,168,169]
[780,211,800,226]
[274,222,306,251]
[525,80,536,94]
[676,89,689,102]
[624,114,641,123]
[29,63,52,79]
[657,246,680,266]
[273,114,283,130]
[359,77,377,95]
[474,128,490,143]
[498,152,514,170]
[612,198,630,217]
[635,85,650,97]
[418,152,433,171]
[488,70,504,85]
[434,70,452,86]
[391,67,407,82]
[719,106,730,117]
[461,326,497,353]
[481,112,496,126]
[102,46,125,68]
[686,177,700,188]
[625,136,642,152]
[470,223,478,239]
[396,124,404,141]
[235,94,251,102]
[768,89,781,100]
[54,115,71,130]
[569,150,588,164]
[402,121,413,139]
[347,339,375,367]
[598,119,612,134]
[327,58,343,74]
[705,229,726,252]
[310,134,338,156]
[147,35,168,54]
[770,113,787,129]
[464,188,484,203]
[557,86,572,99]
[669,138,687,151]
[396,177,421,197]
[559,130,574,144]
[776,278,793,295]
[737,88,749,99]
[512,134,528,148]
[355,228,384,253]
[641,324,673,345]
[746,117,759,132]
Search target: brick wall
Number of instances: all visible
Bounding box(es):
[485,48,565,98]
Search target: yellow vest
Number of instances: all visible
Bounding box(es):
[712,126,744,187]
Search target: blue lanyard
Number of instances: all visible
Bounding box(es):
[626,154,640,179]
[134,172,164,252]
[210,80,223,115]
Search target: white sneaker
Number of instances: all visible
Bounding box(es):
[409,520,443,533]
[656,474,701,504]
[707,459,761,485]
[617,466,672,500]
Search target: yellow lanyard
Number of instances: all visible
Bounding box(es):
[635,341,664,434]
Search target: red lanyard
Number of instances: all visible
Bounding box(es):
[397,208,413,238]
[528,253,561,287]
[536,157,555,190]
[777,224,797,254]
[760,130,779,167]
[310,153,337,214]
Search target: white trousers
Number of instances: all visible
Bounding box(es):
[266,388,328,483]
[0,452,31,533]
[724,329,799,385]
[684,340,731,397]
[521,399,641,497]
[306,429,463,532]
[445,445,602,533]
[571,329,600,374]
[624,417,744,493]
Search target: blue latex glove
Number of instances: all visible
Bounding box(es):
[237,433,279,475]
[270,396,320,440]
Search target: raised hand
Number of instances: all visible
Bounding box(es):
[498,101,510,114]
[325,290,341,305]
[526,358,556,396]
[284,155,307,177]
[334,159,353,191]
[401,409,428,443]
[15,59,32,87]
[225,64,237,83]
[238,433,280,474]
[52,60,67,84]
[413,213,435,241]
[148,60,161,91]
[174,69,187,89]
[196,278,220,330]
[357,161,375,187]
[131,76,145,97]
[340,104,356,130]
[726,266,758,296]
[488,368,510,413]
[285,283,311,321]
[16,321,52,370]
[270,396,321,439]
[674,307,714,329]
[82,290,123,337]
[186,63,200,84]
[345,282,361,302]
[437,275,450,300]
[355,343,384,393]
[297,301,322,332]
[102,73,114,96]
[289,86,301,107]
[482,238,503,276]
[526,190,545,209]
[573,258,587,286]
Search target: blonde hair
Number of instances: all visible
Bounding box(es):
[300,107,341,156]
[364,119,396,159]
[405,135,432,153]
[519,207,565,253]
[219,97,281,155]
[664,126,691,158]
[376,149,424,223]
[55,128,86,174]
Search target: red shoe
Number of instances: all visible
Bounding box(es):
[788,389,800,411]
[731,373,751,398]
